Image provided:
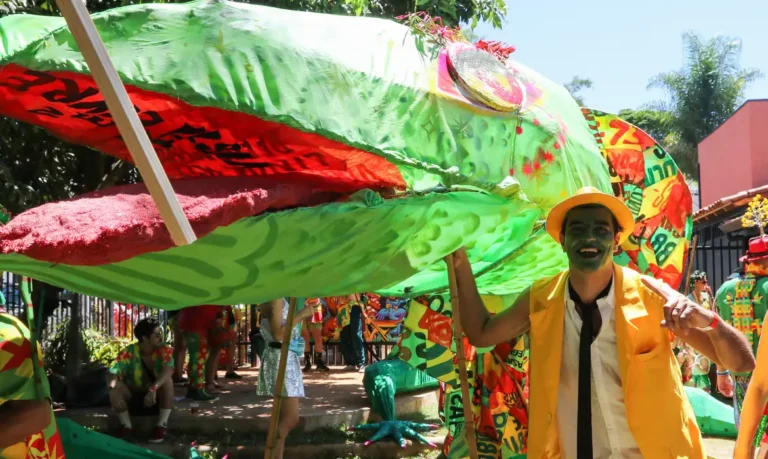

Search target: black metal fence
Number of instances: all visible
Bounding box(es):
[1,271,166,341]
[1,272,395,367]
[689,221,750,294]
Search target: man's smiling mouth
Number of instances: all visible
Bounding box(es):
[577,246,601,258]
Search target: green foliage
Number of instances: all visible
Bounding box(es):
[617,108,674,145]
[564,76,593,106]
[647,31,763,176]
[0,0,504,213]
[43,318,131,372]
[0,117,138,215]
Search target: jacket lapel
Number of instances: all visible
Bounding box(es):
[529,270,568,445]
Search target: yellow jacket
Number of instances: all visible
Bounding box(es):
[527,264,705,458]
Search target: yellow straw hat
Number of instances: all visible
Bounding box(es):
[545,186,635,245]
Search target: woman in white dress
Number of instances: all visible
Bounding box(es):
[257,298,313,458]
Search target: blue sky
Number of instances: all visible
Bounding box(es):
[474,0,768,114]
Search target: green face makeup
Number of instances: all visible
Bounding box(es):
[561,206,616,273]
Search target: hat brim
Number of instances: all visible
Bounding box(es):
[741,253,768,263]
[545,191,635,245]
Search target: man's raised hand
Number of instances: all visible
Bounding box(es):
[641,276,716,335]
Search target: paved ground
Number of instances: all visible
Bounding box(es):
[704,437,735,458]
[57,366,738,457]
[57,366,438,435]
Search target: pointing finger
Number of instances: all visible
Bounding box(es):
[642,275,678,301]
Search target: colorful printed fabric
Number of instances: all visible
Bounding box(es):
[582,109,693,290]
[734,374,768,447]
[0,311,64,459]
[717,274,768,358]
[109,343,174,389]
[183,333,209,390]
[395,294,528,458]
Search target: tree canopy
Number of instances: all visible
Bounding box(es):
[647,31,762,176]
[564,76,593,106]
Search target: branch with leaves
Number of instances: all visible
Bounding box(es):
[742,195,768,236]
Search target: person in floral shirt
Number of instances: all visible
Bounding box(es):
[0,306,65,459]
[107,318,174,443]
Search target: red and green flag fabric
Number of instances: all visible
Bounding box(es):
[0,310,64,459]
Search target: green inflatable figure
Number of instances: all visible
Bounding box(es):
[350,357,440,448]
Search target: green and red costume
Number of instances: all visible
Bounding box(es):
[0,308,65,459]
[177,305,227,390]
[717,269,768,447]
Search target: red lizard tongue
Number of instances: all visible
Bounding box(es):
[0,175,367,266]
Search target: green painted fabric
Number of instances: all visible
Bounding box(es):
[683,386,737,439]
[57,418,171,459]
[0,191,542,308]
[0,1,619,308]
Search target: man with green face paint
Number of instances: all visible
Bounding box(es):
[449,187,754,459]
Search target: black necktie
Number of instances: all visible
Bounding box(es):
[577,300,595,459]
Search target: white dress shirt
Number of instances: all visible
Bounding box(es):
[556,277,642,459]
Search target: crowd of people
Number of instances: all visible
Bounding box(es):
[102,294,374,445]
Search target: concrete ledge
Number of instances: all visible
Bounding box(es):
[135,433,445,459]
[58,385,438,436]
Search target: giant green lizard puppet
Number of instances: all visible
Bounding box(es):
[0,2,694,457]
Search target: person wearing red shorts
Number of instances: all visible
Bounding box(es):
[301,298,329,372]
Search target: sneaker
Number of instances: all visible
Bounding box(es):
[225,371,243,379]
[343,365,357,371]
[186,388,219,402]
[315,361,330,372]
[148,426,167,444]
[172,375,188,386]
[357,365,366,373]
[114,426,134,441]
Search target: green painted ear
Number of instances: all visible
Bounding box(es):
[0,205,9,225]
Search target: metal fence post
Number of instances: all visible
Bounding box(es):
[107,301,114,337]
